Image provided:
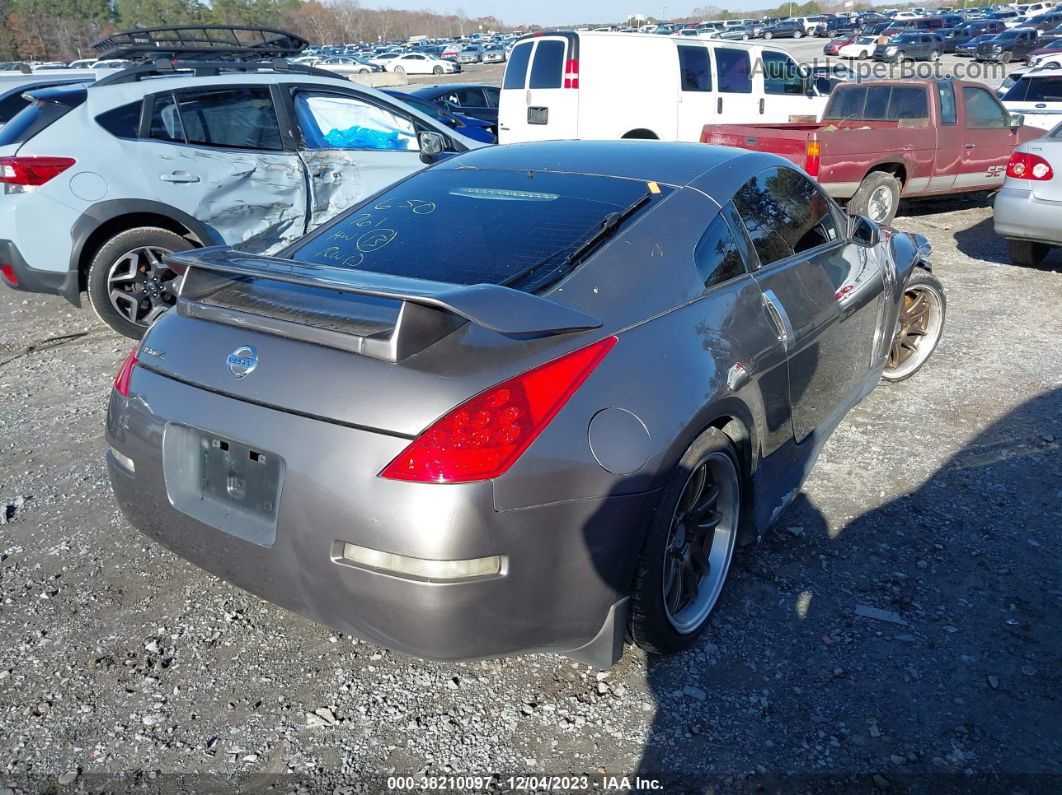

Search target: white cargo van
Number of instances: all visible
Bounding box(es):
[498,31,828,144]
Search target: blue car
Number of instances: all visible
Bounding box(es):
[406,83,499,131]
[382,90,495,143]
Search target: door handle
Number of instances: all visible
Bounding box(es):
[717,97,723,114]
[759,98,765,114]
[762,289,795,353]
[160,171,200,183]
[964,143,976,149]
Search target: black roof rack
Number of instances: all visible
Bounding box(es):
[92,25,308,62]
[92,57,344,87]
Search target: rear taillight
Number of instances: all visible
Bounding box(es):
[805,139,821,178]
[564,57,580,89]
[0,156,76,186]
[1006,151,1054,181]
[0,264,16,286]
[114,344,140,397]
[381,336,617,483]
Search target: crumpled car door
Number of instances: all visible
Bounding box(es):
[137,86,309,253]
[289,90,427,231]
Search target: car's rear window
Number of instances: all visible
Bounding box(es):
[529,40,566,89]
[291,169,668,292]
[1004,76,1062,102]
[824,85,928,122]
[0,85,84,146]
[503,42,532,89]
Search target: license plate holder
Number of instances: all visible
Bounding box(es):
[163,424,284,547]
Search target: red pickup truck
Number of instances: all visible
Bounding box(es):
[701,78,1042,223]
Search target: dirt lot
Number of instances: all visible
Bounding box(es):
[0,194,1060,792]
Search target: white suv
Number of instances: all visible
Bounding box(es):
[0,60,483,337]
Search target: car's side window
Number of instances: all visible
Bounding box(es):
[171,87,282,151]
[483,87,500,107]
[149,92,184,143]
[96,101,142,139]
[677,45,712,92]
[453,88,487,107]
[963,85,1008,129]
[762,51,802,95]
[733,166,840,268]
[715,48,752,93]
[937,80,957,125]
[694,213,749,289]
[293,92,416,151]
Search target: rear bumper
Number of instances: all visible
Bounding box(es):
[993,186,1062,246]
[0,239,79,301]
[106,367,655,666]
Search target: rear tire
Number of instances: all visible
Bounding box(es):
[930,49,941,61]
[848,171,902,225]
[86,227,193,340]
[629,428,741,655]
[1007,239,1051,267]
[764,31,774,39]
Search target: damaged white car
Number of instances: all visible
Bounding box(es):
[0,60,485,338]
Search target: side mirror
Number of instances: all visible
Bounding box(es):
[849,213,880,247]
[417,130,447,164]
[1008,112,1025,129]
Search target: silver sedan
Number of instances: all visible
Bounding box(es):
[994,124,1062,266]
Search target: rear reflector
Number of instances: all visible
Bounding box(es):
[340,543,503,580]
[1006,151,1054,181]
[109,447,135,474]
[114,344,139,397]
[381,336,617,483]
[0,264,16,286]
[0,156,76,186]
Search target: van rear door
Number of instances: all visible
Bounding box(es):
[497,34,579,143]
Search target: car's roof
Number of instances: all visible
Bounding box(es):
[435,140,746,187]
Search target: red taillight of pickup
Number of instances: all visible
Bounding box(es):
[0,156,76,186]
[805,139,821,178]
[1006,151,1054,181]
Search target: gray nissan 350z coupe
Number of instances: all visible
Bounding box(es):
[105,141,945,667]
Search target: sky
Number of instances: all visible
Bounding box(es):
[358,1,758,27]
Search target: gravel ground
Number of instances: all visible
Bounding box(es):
[1,195,1060,793]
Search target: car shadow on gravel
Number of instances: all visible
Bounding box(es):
[617,387,1062,790]
[952,217,1062,271]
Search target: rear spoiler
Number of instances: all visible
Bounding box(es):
[169,248,601,362]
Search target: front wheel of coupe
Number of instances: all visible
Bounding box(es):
[629,428,741,655]
[882,270,946,382]
[87,226,193,339]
